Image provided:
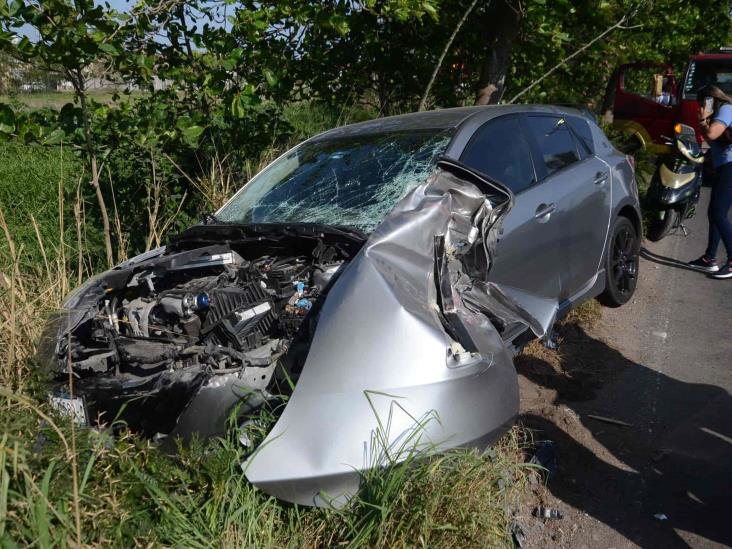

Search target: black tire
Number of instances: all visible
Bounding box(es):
[600,216,640,308]
[646,208,678,242]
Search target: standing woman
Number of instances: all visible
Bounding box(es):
[689,85,732,278]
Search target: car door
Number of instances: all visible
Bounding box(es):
[459,114,561,301]
[522,114,611,301]
[601,62,677,151]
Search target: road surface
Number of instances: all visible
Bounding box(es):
[518,186,732,548]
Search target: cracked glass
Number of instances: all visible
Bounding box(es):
[217,130,453,233]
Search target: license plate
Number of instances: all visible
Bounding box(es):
[49,394,87,426]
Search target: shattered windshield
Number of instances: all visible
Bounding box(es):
[217,130,452,233]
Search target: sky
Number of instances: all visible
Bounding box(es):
[105,0,131,10]
[18,0,224,40]
[18,0,131,39]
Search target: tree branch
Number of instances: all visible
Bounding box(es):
[506,10,636,104]
[72,67,115,267]
[418,0,482,111]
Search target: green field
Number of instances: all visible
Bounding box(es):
[0,89,135,109]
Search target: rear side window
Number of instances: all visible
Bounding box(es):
[460,115,536,194]
[525,115,580,176]
[567,116,595,158]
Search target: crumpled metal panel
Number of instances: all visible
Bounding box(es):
[244,160,550,506]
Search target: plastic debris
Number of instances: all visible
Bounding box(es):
[587,414,632,427]
[534,506,563,520]
[511,522,526,547]
[542,331,559,350]
[654,513,668,521]
[529,440,557,481]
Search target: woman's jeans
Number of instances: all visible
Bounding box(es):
[705,161,732,262]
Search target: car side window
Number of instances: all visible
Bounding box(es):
[460,115,536,194]
[525,115,580,176]
[566,116,595,159]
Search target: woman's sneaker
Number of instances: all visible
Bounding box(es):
[688,255,720,272]
[711,262,732,279]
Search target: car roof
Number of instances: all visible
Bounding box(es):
[309,104,591,142]
[690,53,732,61]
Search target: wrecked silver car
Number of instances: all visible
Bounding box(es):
[38,105,641,506]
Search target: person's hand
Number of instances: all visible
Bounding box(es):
[700,103,713,122]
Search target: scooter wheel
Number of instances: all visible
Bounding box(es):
[646,208,678,242]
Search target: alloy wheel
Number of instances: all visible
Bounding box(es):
[611,225,638,295]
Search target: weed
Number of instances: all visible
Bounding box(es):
[564,299,602,328]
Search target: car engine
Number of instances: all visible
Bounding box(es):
[46,231,357,437]
[59,247,343,378]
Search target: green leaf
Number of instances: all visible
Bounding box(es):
[8,0,22,17]
[328,15,350,36]
[0,104,15,134]
[42,128,65,145]
[231,94,247,119]
[263,69,278,87]
[175,115,193,130]
[181,125,204,145]
[99,43,119,55]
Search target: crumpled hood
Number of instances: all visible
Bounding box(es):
[243,159,557,506]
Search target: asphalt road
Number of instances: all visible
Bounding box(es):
[606,185,732,547]
[520,186,732,548]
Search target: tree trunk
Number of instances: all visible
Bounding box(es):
[74,70,115,268]
[474,0,522,105]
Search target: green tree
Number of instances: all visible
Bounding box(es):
[0,0,125,265]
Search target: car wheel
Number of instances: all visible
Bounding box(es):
[646,208,678,242]
[600,216,639,307]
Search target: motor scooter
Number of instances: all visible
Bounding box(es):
[646,123,705,241]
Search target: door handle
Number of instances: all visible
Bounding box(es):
[594,172,609,185]
[534,203,556,220]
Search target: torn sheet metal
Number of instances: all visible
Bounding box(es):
[244,160,552,506]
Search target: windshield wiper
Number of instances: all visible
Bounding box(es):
[201,212,228,225]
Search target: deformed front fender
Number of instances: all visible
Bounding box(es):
[243,161,549,506]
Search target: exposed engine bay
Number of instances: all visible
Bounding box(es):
[44,226,363,438]
[65,249,341,377]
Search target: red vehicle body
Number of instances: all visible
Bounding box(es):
[603,53,732,152]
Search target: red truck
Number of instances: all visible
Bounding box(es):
[602,51,732,152]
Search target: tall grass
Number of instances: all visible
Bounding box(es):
[0,130,530,547]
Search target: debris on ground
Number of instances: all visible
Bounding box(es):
[542,331,559,350]
[534,506,563,520]
[511,521,526,547]
[586,414,632,427]
[528,440,557,481]
[654,513,669,521]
